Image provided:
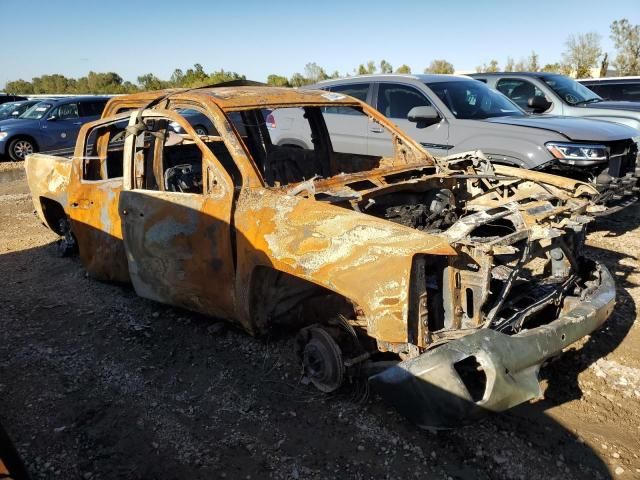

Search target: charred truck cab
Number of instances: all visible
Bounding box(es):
[24,86,615,427]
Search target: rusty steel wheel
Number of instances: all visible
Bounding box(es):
[301,327,345,393]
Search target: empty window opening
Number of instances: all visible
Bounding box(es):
[133,117,203,194]
[228,106,399,187]
[82,118,128,181]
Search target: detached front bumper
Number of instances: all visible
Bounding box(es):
[370,263,615,428]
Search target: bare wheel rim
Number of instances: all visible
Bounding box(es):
[13,140,34,158]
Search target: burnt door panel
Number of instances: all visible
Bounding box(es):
[119,190,236,320]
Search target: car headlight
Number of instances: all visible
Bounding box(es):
[169,121,183,133]
[546,142,608,166]
[0,132,7,140]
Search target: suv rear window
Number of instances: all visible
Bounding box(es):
[325,84,370,115]
[328,83,369,102]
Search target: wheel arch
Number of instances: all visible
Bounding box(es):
[39,197,67,235]
[247,265,358,335]
[276,138,309,149]
[8,133,40,151]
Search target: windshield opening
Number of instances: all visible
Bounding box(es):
[21,102,52,120]
[227,105,426,187]
[426,80,522,119]
[541,75,602,105]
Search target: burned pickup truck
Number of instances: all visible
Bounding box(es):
[24,86,615,427]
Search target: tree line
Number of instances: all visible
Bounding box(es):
[4,64,246,95]
[4,18,639,95]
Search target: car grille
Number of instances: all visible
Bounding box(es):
[608,139,638,177]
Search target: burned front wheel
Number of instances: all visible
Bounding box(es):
[297,326,345,393]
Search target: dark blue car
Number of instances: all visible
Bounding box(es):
[0,96,109,160]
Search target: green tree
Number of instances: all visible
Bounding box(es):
[379,59,393,74]
[356,61,377,75]
[610,18,640,75]
[137,73,167,91]
[395,64,411,74]
[267,74,290,87]
[562,32,601,78]
[424,59,454,74]
[289,72,308,87]
[476,60,499,73]
[526,51,540,71]
[122,81,138,93]
[541,63,562,73]
[170,69,185,87]
[207,69,245,85]
[366,60,376,74]
[599,52,610,77]
[304,62,328,83]
[84,71,125,93]
[504,57,515,71]
[181,63,209,87]
[4,79,33,94]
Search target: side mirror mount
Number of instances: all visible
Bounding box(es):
[46,115,57,122]
[407,106,440,128]
[527,95,551,113]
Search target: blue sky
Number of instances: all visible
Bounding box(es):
[1,0,639,88]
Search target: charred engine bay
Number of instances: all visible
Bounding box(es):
[365,188,458,233]
[304,168,595,344]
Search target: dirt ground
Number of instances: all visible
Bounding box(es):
[0,161,638,480]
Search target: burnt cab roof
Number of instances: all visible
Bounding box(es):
[102,86,363,117]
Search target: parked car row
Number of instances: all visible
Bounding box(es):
[0,96,109,160]
[470,72,640,129]
[269,73,639,213]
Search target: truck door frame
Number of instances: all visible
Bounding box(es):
[119,108,238,320]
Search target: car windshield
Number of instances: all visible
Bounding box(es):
[21,102,52,119]
[426,80,523,119]
[540,75,602,105]
[0,102,18,114]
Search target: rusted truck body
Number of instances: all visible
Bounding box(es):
[24,86,615,427]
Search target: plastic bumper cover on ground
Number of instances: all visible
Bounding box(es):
[370,263,616,428]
